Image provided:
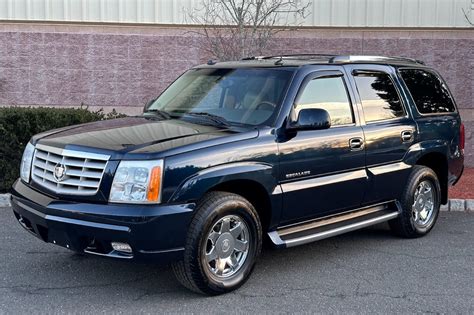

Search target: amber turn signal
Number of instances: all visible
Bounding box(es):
[147,166,162,202]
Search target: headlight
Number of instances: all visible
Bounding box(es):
[109,160,164,204]
[20,142,35,183]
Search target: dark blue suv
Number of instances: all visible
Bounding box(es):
[11,55,465,295]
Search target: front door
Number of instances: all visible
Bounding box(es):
[278,69,366,225]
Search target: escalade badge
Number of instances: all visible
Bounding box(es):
[286,170,311,179]
[53,163,67,182]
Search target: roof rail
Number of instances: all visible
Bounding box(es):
[329,55,424,65]
[263,54,337,60]
[241,54,425,65]
[242,54,336,61]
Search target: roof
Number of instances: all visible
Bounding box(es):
[196,55,428,69]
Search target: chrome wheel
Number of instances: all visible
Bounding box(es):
[203,215,250,278]
[412,180,435,227]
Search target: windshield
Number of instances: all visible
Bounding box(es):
[147,68,294,126]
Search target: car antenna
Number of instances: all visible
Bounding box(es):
[274,56,284,66]
[207,59,217,65]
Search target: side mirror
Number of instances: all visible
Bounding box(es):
[289,108,331,131]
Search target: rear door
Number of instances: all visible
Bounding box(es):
[346,64,416,204]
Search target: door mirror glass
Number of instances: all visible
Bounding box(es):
[290,108,331,130]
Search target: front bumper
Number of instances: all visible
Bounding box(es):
[11,180,195,264]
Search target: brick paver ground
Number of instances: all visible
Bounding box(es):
[450,168,474,199]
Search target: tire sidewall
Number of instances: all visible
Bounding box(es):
[189,194,262,294]
[404,168,441,235]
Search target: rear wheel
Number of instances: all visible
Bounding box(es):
[172,191,262,295]
[389,165,441,238]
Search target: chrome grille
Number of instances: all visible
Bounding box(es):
[31,144,110,195]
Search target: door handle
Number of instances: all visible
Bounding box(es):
[401,130,413,143]
[349,137,364,151]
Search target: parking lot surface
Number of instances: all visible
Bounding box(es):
[1,207,473,313]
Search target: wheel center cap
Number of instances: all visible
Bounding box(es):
[216,233,234,258]
[222,239,230,252]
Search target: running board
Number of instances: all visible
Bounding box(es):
[268,203,399,248]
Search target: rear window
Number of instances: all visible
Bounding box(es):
[399,69,456,114]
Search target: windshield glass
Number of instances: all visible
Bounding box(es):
[147,68,294,126]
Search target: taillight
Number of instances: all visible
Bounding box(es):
[460,123,465,151]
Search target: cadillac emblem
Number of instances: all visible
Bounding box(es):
[53,163,67,182]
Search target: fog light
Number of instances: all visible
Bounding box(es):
[111,242,132,253]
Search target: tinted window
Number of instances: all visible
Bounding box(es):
[294,76,353,126]
[399,69,456,114]
[354,72,405,122]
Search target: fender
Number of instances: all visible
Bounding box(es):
[403,140,449,166]
[169,161,282,227]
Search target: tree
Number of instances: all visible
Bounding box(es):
[187,0,311,61]
[462,6,474,26]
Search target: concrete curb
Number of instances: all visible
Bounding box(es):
[0,194,10,207]
[0,193,473,212]
[441,199,474,212]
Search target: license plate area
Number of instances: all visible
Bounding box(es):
[48,229,72,249]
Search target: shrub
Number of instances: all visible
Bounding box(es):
[0,107,126,193]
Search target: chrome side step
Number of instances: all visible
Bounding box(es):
[268,203,399,248]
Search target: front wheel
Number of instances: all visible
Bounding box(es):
[172,191,262,295]
[389,165,441,238]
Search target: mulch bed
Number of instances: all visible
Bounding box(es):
[450,168,474,199]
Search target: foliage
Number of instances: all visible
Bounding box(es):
[0,106,126,193]
[462,7,474,26]
[188,0,311,61]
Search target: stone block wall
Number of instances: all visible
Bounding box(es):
[0,23,472,165]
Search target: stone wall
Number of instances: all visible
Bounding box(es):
[0,23,472,165]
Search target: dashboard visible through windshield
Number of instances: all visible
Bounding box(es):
[147,68,295,126]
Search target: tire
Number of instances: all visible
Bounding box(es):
[389,165,441,238]
[172,191,262,295]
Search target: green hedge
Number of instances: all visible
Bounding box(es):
[0,107,126,193]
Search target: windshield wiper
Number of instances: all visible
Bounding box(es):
[144,109,173,119]
[184,112,231,127]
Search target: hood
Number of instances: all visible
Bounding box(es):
[33,116,258,159]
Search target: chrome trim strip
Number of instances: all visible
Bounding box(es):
[84,249,133,259]
[281,169,367,193]
[368,162,411,176]
[138,247,185,254]
[269,211,399,248]
[46,215,131,233]
[35,143,110,161]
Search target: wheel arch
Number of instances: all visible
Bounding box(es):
[415,152,448,204]
[207,179,273,232]
[404,141,449,205]
[169,162,281,230]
